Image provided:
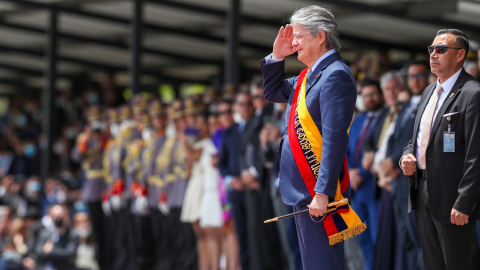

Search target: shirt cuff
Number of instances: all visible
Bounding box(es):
[249,166,259,179]
[265,53,285,64]
[224,175,234,192]
[399,155,405,169]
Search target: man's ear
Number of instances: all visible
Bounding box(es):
[458,49,467,63]
[317,30,326,45]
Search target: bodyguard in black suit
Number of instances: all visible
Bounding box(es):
[401,29,480,270]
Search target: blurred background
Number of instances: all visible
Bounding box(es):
[0,1,479,270]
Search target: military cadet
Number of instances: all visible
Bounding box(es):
[138,99,170,269]
[109,104,136,270]
[162,100,198,270]
[123,99,155,269]
[71,105,113,270]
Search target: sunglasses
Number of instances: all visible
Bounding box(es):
[428,45,463,55]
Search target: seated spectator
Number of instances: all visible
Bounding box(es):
[34,204,79,270]
[73,212,98,270]
[0,206,12,252]
[8,218,28,257]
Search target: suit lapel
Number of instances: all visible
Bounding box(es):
[305,51,342,95]
[427,69,468,148]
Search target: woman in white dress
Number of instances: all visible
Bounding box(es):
[181,112,223,270]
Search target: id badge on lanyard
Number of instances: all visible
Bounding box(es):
[443,116,455,153]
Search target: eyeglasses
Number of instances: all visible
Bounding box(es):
[236,102,252,107]
[408,74,427,80]
[252,95,263,99]
[428,45,462,55]
[217,110,232,116]
[362,92,380,99]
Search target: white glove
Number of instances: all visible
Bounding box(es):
[111,195,122,211]
[102,200,111,216]
[159,202,170,215]
[135,196,148,214]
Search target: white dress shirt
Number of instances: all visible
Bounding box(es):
[373,107,398,172]
[415,68,462,169]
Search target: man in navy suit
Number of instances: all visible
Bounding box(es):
[218,92,259,270]
[385,61,429,270]
[261,5,356,269]
[346,79,385,270]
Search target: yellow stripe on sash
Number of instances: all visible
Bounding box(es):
[297,74,323,165]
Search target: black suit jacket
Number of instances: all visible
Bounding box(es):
[34,228,79,270]
[363,107,389,153]
[218,117,260,200]
[403,69,480,223]
[387,99,419,165]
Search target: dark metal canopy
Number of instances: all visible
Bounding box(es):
[0,0,479,93]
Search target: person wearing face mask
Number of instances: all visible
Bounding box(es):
[71,106,112,270]
[122,99,156,269]
[137,100,170,269]
[0,139,15,179]
[162,100,198,270]
[34,204,79,270]
[73,212,99,270]
[125,109,155,270]
[13,138,41,177]
[85,90,100,105]
[104,104,138,270]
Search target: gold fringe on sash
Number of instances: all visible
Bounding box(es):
[328,222,367,245]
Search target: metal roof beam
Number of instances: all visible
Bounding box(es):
[146,0,423,53]
[0,21,223,66]
[2,0,272,52]
[312,0,480,38]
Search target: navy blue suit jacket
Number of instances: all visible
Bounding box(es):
[346,112,381,182]
[261,51,357,206]
[387,100,418,166]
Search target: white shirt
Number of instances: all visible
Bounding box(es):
[401,95,421,128]
[373,108,398,172]
[415,68,462,169]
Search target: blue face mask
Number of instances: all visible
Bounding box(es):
[27,181,42,193]
[23,144,37,157]
[87,93,99,105]
[15,114,28,128]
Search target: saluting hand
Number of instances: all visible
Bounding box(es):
[308,193,328,217]
[401,154,417,176]
[272,24,296,59]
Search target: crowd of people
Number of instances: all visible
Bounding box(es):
[0,46,480,270]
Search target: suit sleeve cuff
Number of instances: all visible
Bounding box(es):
[224,175,234,192]
[399,155,405,169]
[265,53,285,64]
[249,166,259,179]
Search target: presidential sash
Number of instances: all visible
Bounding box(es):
[288,68,366,245]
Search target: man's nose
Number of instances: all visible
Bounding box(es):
[292,39,298,47]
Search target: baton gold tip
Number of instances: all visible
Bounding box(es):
[264,218,279,223]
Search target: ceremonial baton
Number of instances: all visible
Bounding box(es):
[264,198,349,223]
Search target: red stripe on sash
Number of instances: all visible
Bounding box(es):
[288,68,318,199]
[340,157,350,195]
[323,215,338,236]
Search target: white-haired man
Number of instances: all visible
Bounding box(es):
[262,5,361,270]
